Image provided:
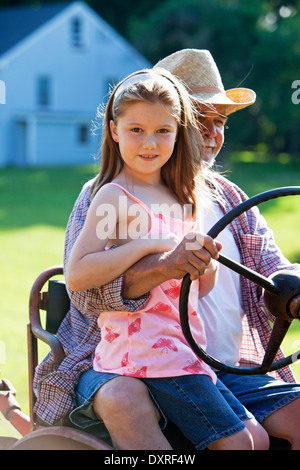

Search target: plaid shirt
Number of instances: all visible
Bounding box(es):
[33,175,299,425]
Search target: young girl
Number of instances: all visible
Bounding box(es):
[66,68,260,450]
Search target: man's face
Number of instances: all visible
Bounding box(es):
[196,108,228,166]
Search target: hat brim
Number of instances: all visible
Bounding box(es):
[191,87,256,115]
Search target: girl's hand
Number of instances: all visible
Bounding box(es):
[145,233,180,254]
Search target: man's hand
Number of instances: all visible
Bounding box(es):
[163,232,222,281]
[122,232,222,299]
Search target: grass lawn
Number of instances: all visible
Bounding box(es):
[222,152,300,264]
[0,153,300,439]
[0,163,98,438]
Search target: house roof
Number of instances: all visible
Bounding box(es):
[0,2,69,56]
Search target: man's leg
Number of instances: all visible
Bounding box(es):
[208,419,269,450]
[216,371,300,450]
[262,397,300,450]
[93,376,172,450]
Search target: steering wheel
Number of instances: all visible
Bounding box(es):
[179,186,300,375]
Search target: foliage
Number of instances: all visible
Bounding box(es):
[1,0,300,153]
[127,0,300,155]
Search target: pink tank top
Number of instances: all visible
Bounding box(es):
[93,183,216,383]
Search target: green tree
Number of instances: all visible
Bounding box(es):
[128,0,300,155]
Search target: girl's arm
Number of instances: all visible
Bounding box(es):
[66,186,177,292]
[198,259,219,298]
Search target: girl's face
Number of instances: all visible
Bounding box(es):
[110,101,178,184]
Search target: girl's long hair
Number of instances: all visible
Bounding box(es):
[91,68,205,216]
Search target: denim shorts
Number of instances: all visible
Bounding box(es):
[70,368,253,450]
[217,371,300,423]
[69,369,118,446]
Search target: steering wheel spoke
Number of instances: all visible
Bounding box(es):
[217,253,279,294]
[260,318,292,372]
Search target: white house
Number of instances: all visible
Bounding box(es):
[0,2,151,166]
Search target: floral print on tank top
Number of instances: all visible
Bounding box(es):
[93,184,216,383]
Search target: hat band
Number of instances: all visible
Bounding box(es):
[189,85,224,95]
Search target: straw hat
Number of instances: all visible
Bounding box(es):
[155,49,256,115]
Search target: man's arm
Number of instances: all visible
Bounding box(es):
[122,252,169,299]
[123,233,221,299]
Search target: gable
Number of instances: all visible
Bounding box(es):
[0,2,150,70]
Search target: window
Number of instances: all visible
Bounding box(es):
[37,75,51,107]
[71,16,84,48]
[78,124,89,143]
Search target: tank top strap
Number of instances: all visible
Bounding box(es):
[105,182,153,217]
